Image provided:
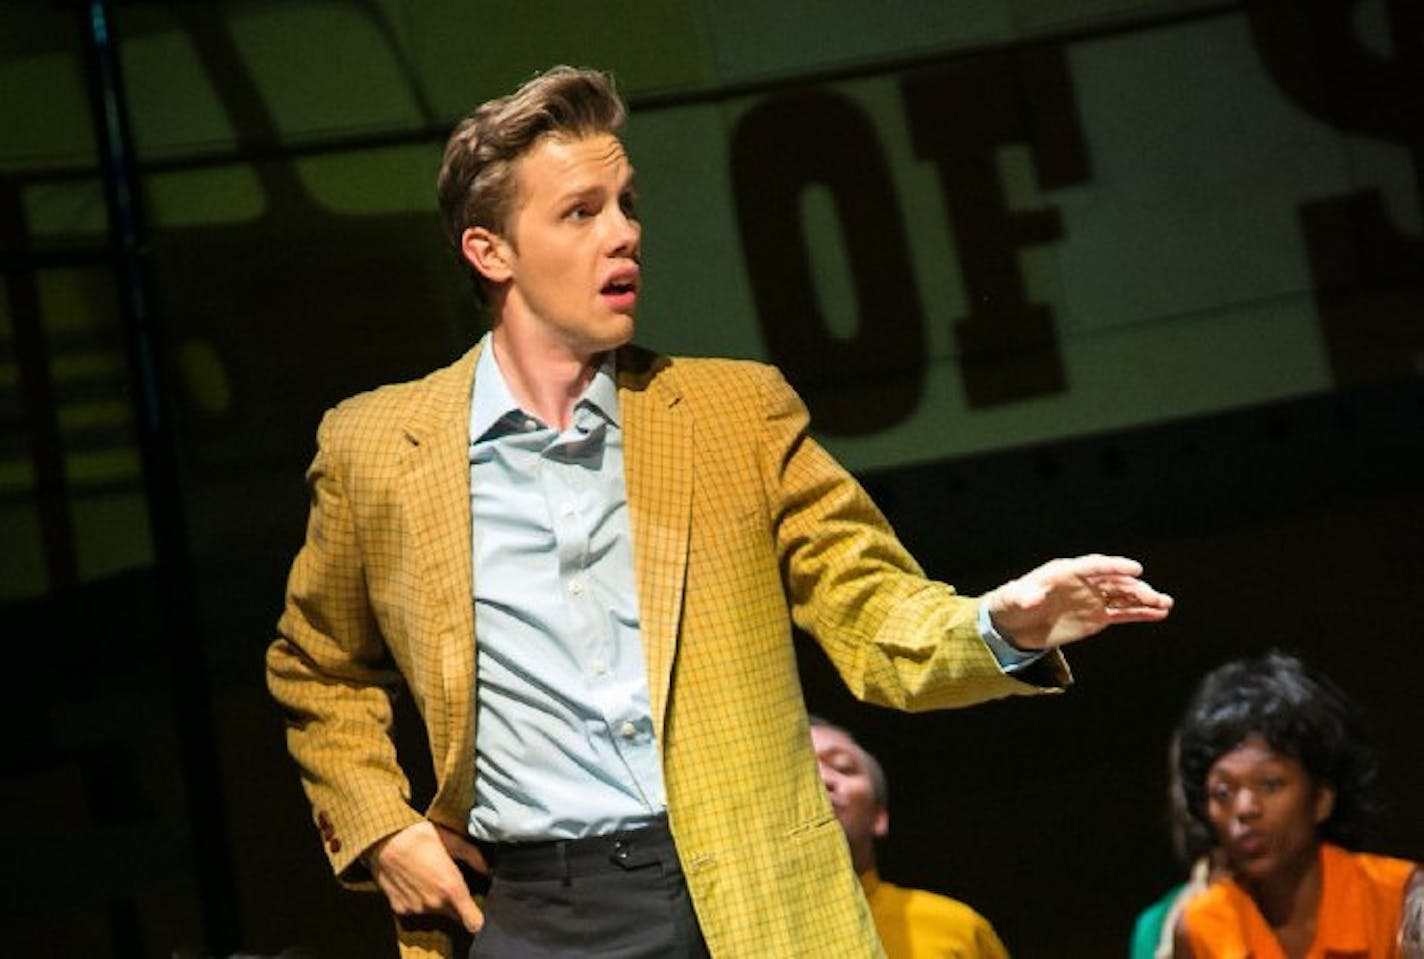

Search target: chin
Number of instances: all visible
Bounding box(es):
[594,317,635,350]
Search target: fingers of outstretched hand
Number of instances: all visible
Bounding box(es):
[1088,574,1174,613]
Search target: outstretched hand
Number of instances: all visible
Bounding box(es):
[367,820,489,934]
[984,554,1173,651]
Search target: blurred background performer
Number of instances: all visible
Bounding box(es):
[811,718,1011,958]
[1170,652,1422,958]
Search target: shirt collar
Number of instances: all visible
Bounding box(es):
[470,333,621,442]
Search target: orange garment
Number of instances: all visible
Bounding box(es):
[1181,842,1416,958]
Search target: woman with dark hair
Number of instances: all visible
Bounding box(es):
[1170,651,1421,958]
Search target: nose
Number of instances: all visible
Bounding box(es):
[1233,788,1262,819]
[605,207,640,259]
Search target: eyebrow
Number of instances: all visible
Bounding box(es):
[553,168,637,208]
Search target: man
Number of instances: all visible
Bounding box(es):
[266,66,1172,959]
[811,718,1010,958]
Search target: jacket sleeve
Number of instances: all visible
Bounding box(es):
[266,408,425,886]
[755,365,1069,709]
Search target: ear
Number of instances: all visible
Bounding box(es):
[1313,783,1336,826]
[872,807,889,840]
[461,226,513,285]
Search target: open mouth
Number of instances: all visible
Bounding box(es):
[1232,832,1266,858]
[600,273,639,311]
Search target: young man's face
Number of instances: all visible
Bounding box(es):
[811,725,887,873]
[477,132,640,363]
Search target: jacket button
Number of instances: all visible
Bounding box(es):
[328,837,342,854]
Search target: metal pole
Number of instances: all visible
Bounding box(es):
[77,1,241,952]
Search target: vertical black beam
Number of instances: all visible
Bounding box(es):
[0,181,78,589]
[77,2,240,952]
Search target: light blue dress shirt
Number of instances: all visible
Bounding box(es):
[464,337,1039,841]
[467,339,664,841]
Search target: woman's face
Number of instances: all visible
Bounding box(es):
[1204,734,1335,885]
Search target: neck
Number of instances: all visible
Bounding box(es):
[1239,843,1323,950]
[490,323,602,431]
[850,843,876,876]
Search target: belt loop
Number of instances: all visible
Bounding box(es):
[557,839,570,887]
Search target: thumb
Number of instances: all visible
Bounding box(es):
[450,838,490,876]
[438,827,490,876]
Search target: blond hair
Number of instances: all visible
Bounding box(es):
[436,66,627,298]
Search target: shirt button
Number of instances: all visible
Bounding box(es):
[617,721,637,740]
[569,579,585,596]
[592,659,607,676]
[561,501,576,517]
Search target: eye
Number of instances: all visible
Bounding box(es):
[1260,776,1283,793]
[1207,782,1232,804]
[619,192,639,219]
[564,203,595,222]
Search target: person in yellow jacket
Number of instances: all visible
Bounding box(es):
[811,718,1011,958]
[266,65,1174,959]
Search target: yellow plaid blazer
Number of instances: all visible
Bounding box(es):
[267,342,1068,958]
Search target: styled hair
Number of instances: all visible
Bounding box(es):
[808,716,889,810]
[436,66,627,300]
[1164,730,1215,864]
[1174,651,1379,852]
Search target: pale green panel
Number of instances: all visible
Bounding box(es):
[0,8,94,170]
[404,0,710,120]
[147,166,267,228]
[622,106,766,360]
[71,492,154,583]
[295,143,442,216]
[1005,0,1225,33]
[800,186,859,340]
[848,74,969,362]
[822,294,1332,472]
[695,0,1009,82]
[628,71,1012,370]
[120,8,240,157]
[996,145,1073,320]
[626,74,970,362]
[228,1,430,138]
[1055,15,1347,336]
[0,504,47,601]
[22,181,107,239]
[698,73,981,364]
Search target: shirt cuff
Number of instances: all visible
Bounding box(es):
[977,600,1047,673]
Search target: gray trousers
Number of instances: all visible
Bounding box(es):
[471,818,711,959]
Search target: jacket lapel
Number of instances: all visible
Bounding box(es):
[618,348,692,748]
[400,342,481,826]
